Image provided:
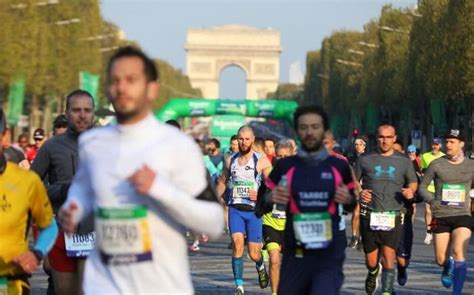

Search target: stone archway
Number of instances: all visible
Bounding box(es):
[185,25,281,100]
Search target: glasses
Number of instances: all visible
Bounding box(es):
[377,136,395,139]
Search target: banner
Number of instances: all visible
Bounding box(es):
[6,76,26,125]
[79,71,100,109]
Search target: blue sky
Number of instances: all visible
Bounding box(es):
[101,0,417,99]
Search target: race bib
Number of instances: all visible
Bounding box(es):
[271,204,287,219]
[293,212,332,249]
[96,206,152,265]
[370,211,396,231]
[231,181,255,206]
[65,232,95,257]
[442,184,465,207]
[0,277,7,295]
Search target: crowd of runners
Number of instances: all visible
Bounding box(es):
[0,46,472,295]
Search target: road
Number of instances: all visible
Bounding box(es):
[31,204,474,294]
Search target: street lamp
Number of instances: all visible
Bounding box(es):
[336,59,363,67]
[55,18,80,26]
[358,41,379,48]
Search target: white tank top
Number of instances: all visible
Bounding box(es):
[228,153,261,209]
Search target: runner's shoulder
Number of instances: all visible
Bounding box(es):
[273,155,298,171]
[6,161,42,184]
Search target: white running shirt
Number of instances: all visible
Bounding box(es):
[64,113,224,294]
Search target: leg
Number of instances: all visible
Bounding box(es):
[352,202,360,237]
[433,232,451,266]
[77,259,86,295]
[268,248,281,294]
[451,226,472,295]
[381,246,397,293]
[52,270,77,295]
[424,203,433,244]
[228,207,247,288]
[248,242,263,263]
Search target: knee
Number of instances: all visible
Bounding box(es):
[249,250,261,262]
[269,254,280,268]
[435,255,446,267]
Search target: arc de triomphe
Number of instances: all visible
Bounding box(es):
[185,25,281,99]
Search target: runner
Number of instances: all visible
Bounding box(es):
[269,105,357,294]
[264,138,276,164]
[256,138,294,295]
[354,123,418,295]
[58,46,224,294]
[216,125,272,295]
[418,129,473,295]
[0,108,59,294]
[53,115,69,136]
[207,138,224,183]
[26,128,47,163]
[348,137,367,249]
[2,127,30,169]
[31,89,96,295]
[421,137,445,245]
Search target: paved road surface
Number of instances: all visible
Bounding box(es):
[31,204,474,294]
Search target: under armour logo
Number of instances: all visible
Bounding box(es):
[375,165,396,178]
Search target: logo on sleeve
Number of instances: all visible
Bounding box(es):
[321,172,333,180]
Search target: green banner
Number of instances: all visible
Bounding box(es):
[79,71,100,109]
[210,115,246,138]
[6,76,26,125]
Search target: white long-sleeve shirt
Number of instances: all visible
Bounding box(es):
[64,113,224,294]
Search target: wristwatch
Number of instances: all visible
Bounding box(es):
[32,249,44,262]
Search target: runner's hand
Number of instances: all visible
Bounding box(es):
[58,202,79,234]
[13,251,39,274]
[360,189,373,203]
[128,164,157,195]
[249,189,258,201]
[334,183,352,205]
[272,186,290,205]
[401,188,414,200]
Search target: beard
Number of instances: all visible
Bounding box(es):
[239,145,252,155]
[301,141,322,153]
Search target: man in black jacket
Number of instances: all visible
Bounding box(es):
[31,89,95,295]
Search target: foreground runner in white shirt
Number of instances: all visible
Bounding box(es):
[58,46,224,294]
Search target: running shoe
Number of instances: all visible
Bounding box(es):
[365,263,381,295]
[235,286,244,295]
[423,233,432,245]
[257,265,269,289]
[348,236,359,249]
[189,241,200,251]
[397,265,407,286]
[441,257,454,288]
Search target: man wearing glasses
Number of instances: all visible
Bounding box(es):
[354,123,418,295]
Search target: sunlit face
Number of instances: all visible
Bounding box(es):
[377,126,397,153]
[107,56,158,122]
[432,143,441,153]
[323,132,336,153]
[238,129,255,155]
[445,138,464,157]
[66,95,94,134]
[296,113,325,152]
[208,142,218,154]
[264,140,275,156]
[18,135,28,150]
[275,147,292,160]
[230,139,239,153]
[354,140,366,154]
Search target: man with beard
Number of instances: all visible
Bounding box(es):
[216,126,272,295]
[0,108,58,294]
[354,124,418,295]
[269,105,356,294]
[31,89,96,295]
[58,46,224,294]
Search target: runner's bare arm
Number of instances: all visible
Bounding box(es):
[418,165,435,203]
[258,156,273,179]
[216,156,231,199]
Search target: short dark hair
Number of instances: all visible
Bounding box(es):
[65,89,94,112]
[165,119,181,130]
[107,46,159,82]
[209,138,221,148]
[293,105,329,130]
[230,134,238,142]
[264,138,275,144]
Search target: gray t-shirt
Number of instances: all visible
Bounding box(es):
[418,157,474,218]
[355,151,417,212]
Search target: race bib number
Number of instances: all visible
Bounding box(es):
[442,184,465,207]
[293,212,332,249]
[370,211,396,231]
[231,181,255,206]
[0,277,7,295]
[65,232,95,257]
[96,206,152,265]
